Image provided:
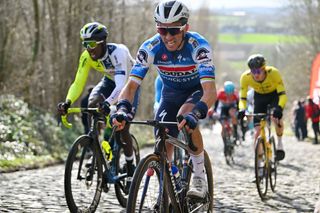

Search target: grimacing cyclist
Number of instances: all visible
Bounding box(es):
[57,22,139,183]
[238,54,287,162]
[112,0,216,199]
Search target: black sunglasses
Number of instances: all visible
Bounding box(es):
[157,25,186,36]
[251,68,263,75]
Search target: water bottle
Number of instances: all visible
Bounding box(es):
[101,140,113,161]
[171,164,182,193]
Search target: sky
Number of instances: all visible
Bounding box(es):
[182,0,287,10]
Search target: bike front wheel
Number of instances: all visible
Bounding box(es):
[64,135,103,212]
[183,150,214,212]
[254,137,268,200]
[126,154,169,213]
[269,136,277,192]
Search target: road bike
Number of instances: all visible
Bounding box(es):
[126,116,214,213]
[219,115,237,165]
[61,107,140,212]
[247,108,278,200]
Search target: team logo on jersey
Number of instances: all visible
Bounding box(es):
[137,49,148,64]
[147,39,160,50]
[188,37,199,48]
[196,48,209,61]
[161,54,168,61]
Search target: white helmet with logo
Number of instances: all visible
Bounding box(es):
[154,0,190,24]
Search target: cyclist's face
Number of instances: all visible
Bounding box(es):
[86,42,104,60]
[251,67,266,82]
[157,22,187,52]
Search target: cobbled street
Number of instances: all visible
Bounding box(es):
[1,126,320,213]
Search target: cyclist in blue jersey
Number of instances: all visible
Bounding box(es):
[154,75,163,115]
[112,0,216,199]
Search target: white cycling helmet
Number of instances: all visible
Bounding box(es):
[154,0,190,24]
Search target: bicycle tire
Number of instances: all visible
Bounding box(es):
[183,150,214,212]
[254,137,268,200]
[114,134,140,207]
[269,136,277,192]
[126,154,169,213]
[64,135,103,213]
[223,132,234,165]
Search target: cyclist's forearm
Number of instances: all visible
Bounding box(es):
[118,80,139,104]
[200,81,216,108]
[278,93,287,109]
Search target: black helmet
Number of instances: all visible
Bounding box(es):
[80,22,108,41]
[247,54,266,69]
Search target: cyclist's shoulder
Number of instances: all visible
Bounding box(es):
[106,43,127,54]
[265,66,280,75]
[79,50,93,67]
[186,31,212,50]
[139,34,162,52]
[240,70,252,80]
[217,89,225,97]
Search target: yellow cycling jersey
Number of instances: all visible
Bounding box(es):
[65,43,134,104]
[239,66,287,110]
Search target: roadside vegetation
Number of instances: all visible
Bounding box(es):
[0,95,81,172]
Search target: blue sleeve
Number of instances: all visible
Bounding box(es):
[154,76,163,103]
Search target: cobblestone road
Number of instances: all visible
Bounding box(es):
[1,126,320,212]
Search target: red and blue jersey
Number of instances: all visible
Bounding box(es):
[130,32,215,92]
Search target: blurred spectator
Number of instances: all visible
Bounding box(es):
[306,96,320,144]
[81,85,94,134]
[291,99,307,141]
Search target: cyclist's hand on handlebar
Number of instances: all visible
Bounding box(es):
[99,100,111,115]
[178,112,198,132]
[57,100,71,115]
[237,110,246,120]
[110,111,128,131]
[207,108,214,117]
[272,105,283,120]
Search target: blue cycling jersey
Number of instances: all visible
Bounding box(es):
[130,32,215,92]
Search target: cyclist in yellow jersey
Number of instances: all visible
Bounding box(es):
[238,54,287,161]
[57,22,139,183]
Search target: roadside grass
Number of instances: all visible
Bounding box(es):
[219,33,307,44]
[0,155,64,173]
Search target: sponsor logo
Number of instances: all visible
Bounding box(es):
[137,49,148,64]
[188,37,199,48]
[196,48,209,61]
[161,54,168,61]
[147,39,160,50]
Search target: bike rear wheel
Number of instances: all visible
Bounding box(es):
[115,134,140,207]
[64,136,103,212]
[269,136,277,192]
[255,137,268,200]
[223,135,234,165]
[126,154,169,213]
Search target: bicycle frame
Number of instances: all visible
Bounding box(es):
[62,108,132,190]
[252,110,272,167]
[128,119,211,213]
[247,106,278,200]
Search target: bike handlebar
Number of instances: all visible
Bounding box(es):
[61,107,99,128]
[245,113,282,128]
[129,116,198,152]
